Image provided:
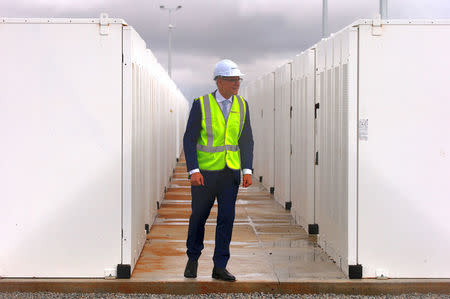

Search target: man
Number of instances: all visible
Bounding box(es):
[183,59,254,281]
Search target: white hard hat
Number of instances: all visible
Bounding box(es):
[213,59,245,79]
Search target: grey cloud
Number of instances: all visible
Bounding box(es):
[2,0,450,102]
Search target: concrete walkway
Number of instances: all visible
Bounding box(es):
[133,154,345,282]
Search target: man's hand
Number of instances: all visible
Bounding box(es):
[190,172,204,186]
[242,174,252,188]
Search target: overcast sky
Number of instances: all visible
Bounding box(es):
[2,0,450,102]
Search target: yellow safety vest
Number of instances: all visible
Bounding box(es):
[195,93,247,170]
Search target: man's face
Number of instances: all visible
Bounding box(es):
[217,76,242,96]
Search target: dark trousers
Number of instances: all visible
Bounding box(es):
[186,167,240,268]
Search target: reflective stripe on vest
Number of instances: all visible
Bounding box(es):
[196,144,240,152]
[195,93,246,170]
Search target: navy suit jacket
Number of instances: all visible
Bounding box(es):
[183,90,254,177]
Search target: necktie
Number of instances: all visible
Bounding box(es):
[222,100,230,121]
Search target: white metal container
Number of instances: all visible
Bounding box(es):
[0,16,188,278]
[354,20,450,278]
[245,19,450,278]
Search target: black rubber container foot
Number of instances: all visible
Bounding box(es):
[349,264,363,279]
[308,224,319,235]
[285,201,292,210]
[117,264,131,279]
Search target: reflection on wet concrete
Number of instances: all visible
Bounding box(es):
[133,154,346,282]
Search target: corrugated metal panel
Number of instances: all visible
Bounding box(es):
[274,63,292,206]
[123,27,152,272]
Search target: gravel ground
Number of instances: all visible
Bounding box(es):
[0,293,449,299]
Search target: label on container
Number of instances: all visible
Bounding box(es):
[359,119,368,141]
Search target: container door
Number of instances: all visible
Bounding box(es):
[357,23,450,278]
[0,21,123,277]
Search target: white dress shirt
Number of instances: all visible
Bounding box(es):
[189,91,252,176]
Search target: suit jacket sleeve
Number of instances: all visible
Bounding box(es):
[239,101,254,170]
[183,100,202,172]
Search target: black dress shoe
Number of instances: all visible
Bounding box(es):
[184,259,198,278]
[212,267,236,281]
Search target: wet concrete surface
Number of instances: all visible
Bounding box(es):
[133,155,346,282]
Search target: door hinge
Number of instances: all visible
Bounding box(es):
[290,144,293,155]
[315,151,319,165]
[315,103,320,119]
[290,106,293,118]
